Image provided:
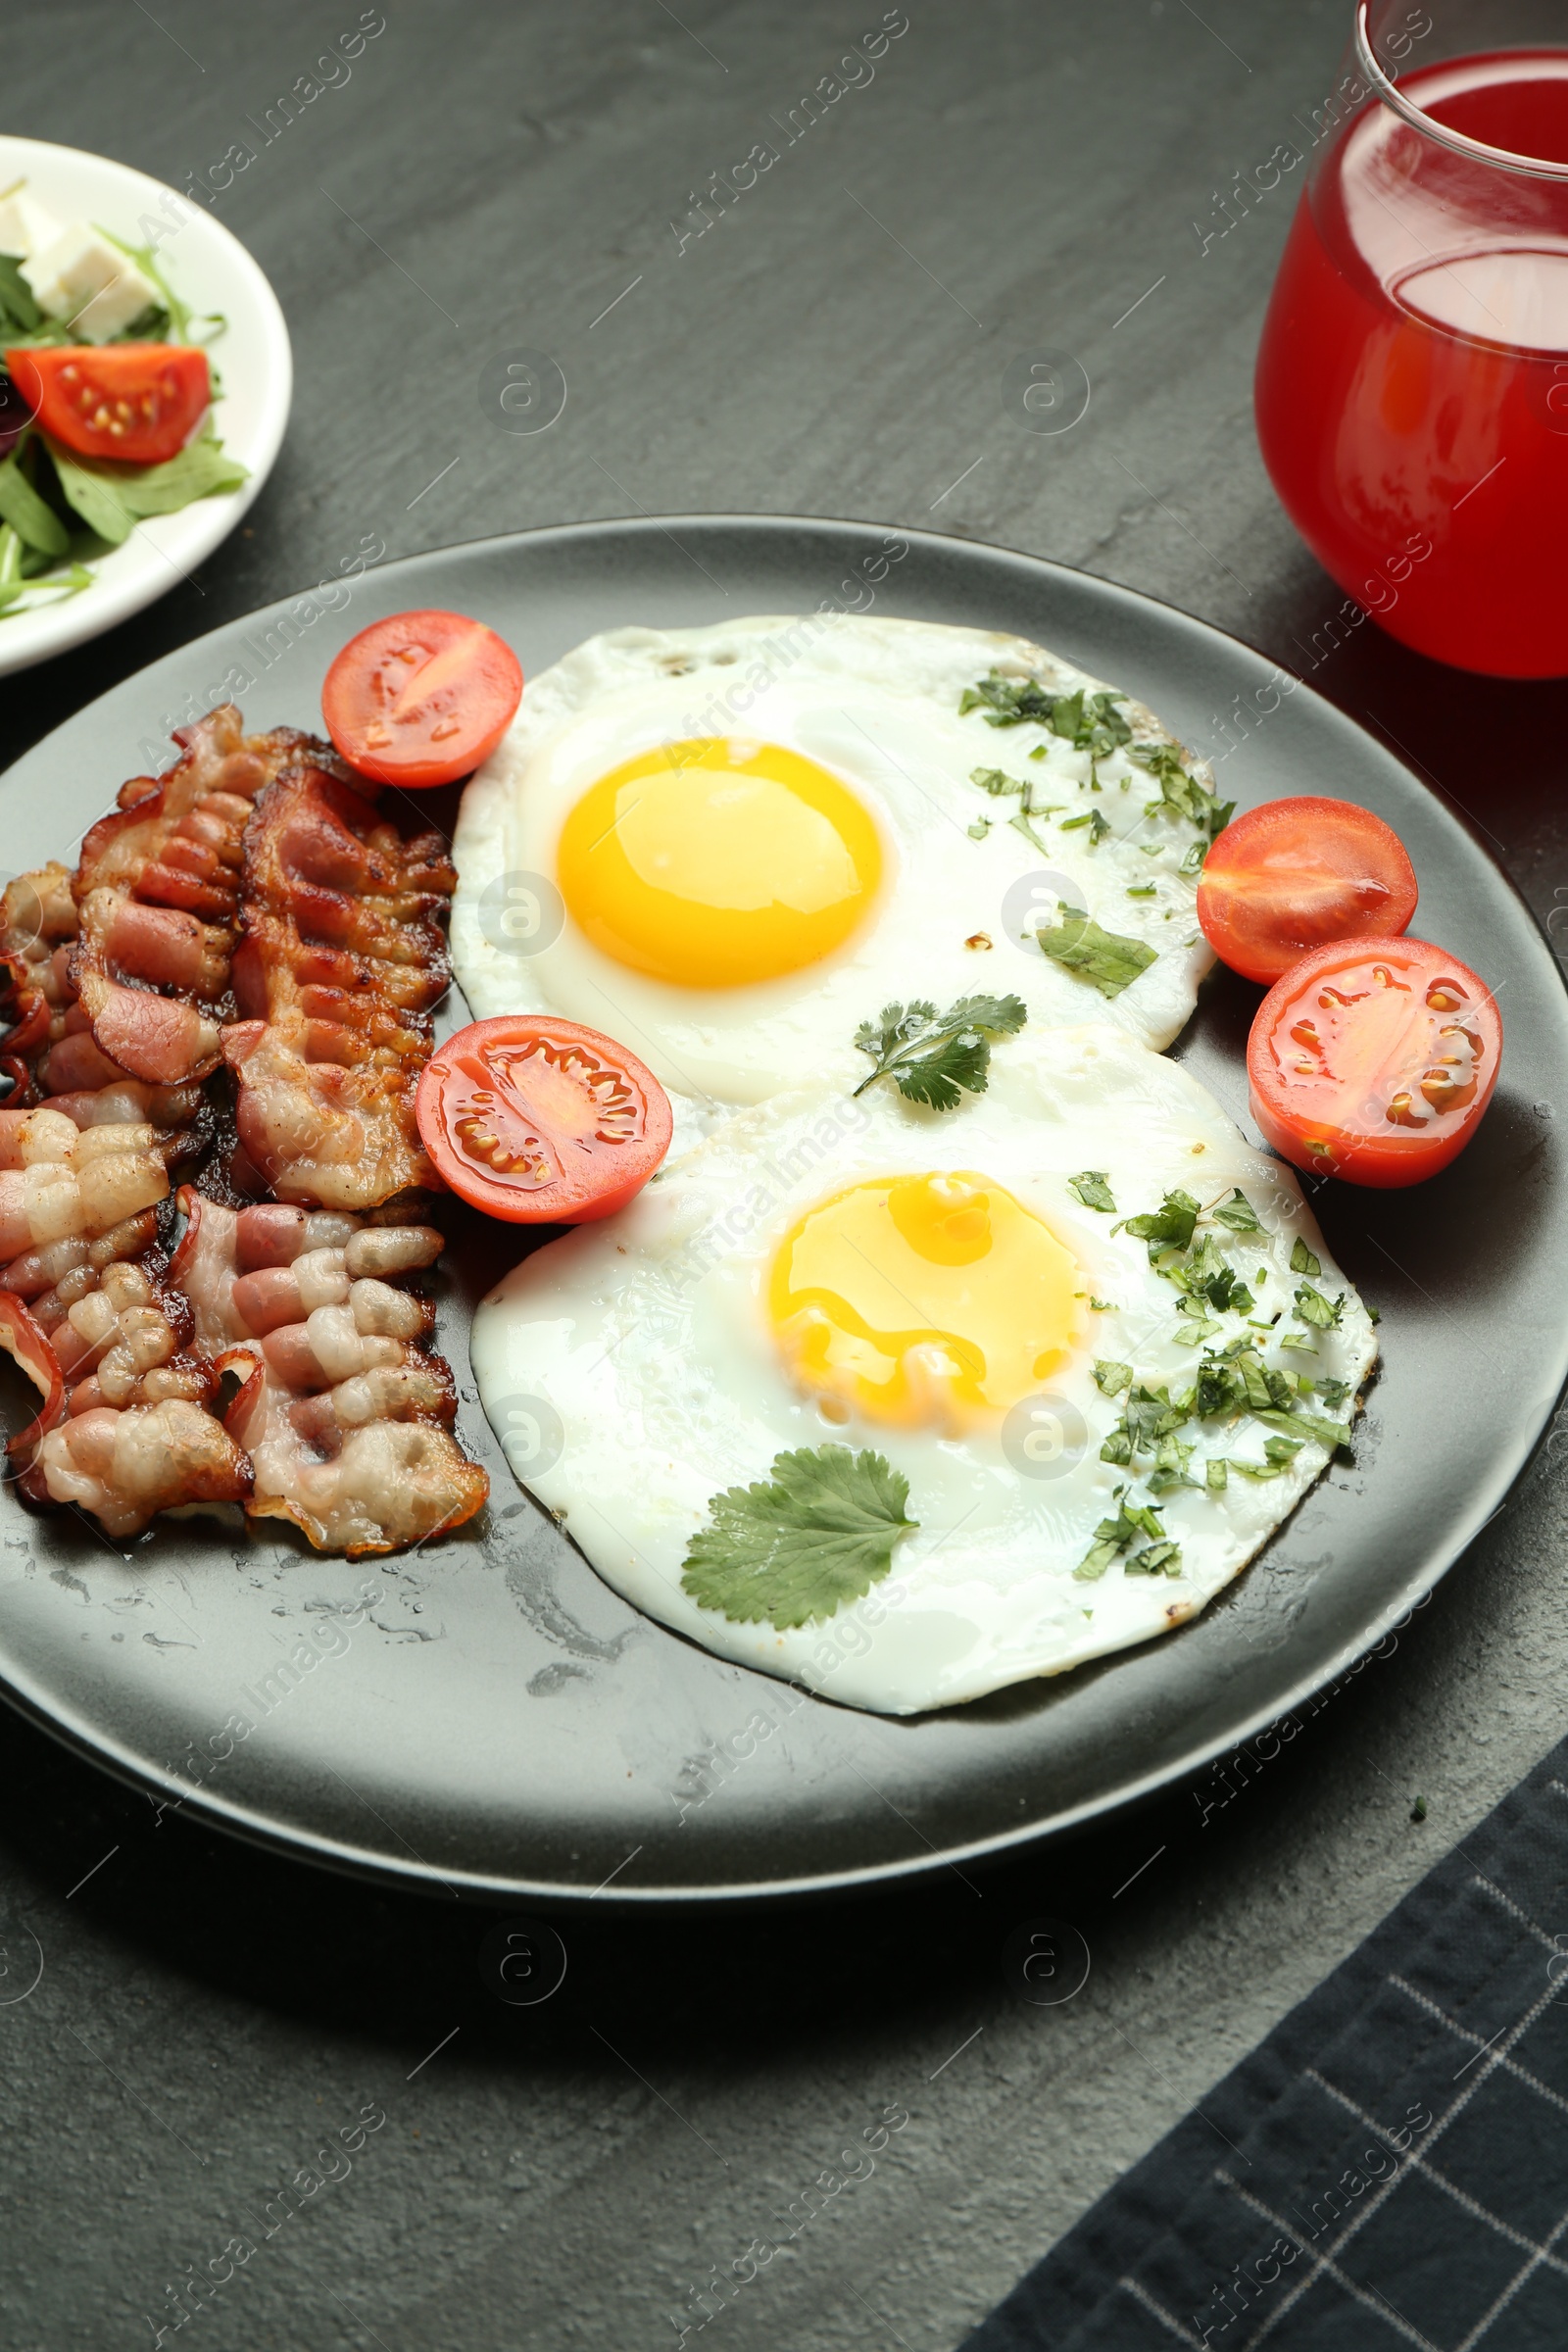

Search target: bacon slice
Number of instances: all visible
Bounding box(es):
[67,705,316,1089]
[220,759,455,1208]
[172,1190,487,1555]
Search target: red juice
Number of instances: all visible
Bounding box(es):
[1255,50,1568,676]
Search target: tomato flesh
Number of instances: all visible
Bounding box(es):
[1247,936,1500,1188]
[5,343,210,465]
[322,610,523,789]
[1198,796,1417,985]
[416,1015,672,1223]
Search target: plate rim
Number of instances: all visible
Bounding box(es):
[1,507,1564,1906]
[0,133,293,678]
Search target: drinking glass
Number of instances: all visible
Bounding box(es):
[1254,1,1568,676]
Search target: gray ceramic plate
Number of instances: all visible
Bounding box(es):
[1,517,1563,1905]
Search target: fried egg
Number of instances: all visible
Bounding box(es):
[470,1026,1377,1715]
[451,616,1220,1144]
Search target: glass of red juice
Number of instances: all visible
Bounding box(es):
[1255,1,1568,677]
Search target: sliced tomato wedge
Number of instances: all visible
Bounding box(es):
[5,343,210,465]
[321,610,523,789]
[416,1015,672,1223]
[1247,936,1500,1188]
[1198,797,1417,985]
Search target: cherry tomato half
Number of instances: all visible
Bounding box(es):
[416,1015,672,1224]
[1198,797,1418,985]
[321,610,523,789]
[5,342,210,466]
[1247,936,1500,1188]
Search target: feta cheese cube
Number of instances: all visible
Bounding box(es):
[21,224,161,344]
[0,190,65,262]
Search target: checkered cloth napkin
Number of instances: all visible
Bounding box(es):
[964,1742,1568,2351]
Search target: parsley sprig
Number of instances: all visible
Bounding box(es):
[853,995,1026,1111]
[680,1445,918,1630]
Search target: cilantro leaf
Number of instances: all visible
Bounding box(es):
[1068,1170,1117,1213]
[1255,1405,1350,1453]
[1075,1495,1166,1582]
[958,670,1056,727]
[1130,740,1235,843]
[1210,1188,1262,1234]
[1125,1538,1183,1576]
[1060,807,1112,846]
[1032,904,1158,999]
[1294,1281,1344,1329]
[853,994,1027,1112]
[1290,1237,1322,1277]
[680,1446,917,1629]
[1116,1188,1200,1256]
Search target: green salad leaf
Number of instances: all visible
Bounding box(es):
[680,1446,917,1629]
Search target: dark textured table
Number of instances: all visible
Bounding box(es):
[5,6,1568,2348]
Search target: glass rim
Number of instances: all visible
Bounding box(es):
[1354,2,1568,182]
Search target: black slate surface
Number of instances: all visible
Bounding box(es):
[5,5,1568,2349]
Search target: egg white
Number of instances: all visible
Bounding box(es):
[451,615,1219,1144]
[469,1027,1378,1716]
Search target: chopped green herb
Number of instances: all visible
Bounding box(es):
[1089,1296,1113,1311]
[959,671,1057,727]
[1280,1331,1318,1353]
[1068,1170,1117,1214]
[966,817,991,841]
[969,764,1026,798]
[1410,1795,1427,1823]
[1059,806,1112,847]
[1294,1280,1344,1329]
[1092,1359,1133,1397]
[1125,882,1156,898]
[1290,1237,1322,1277]
[1075,1494,1166,1581]
[853,994,1027,1112]
[1032,905,1158,998]
[1210,1188,1262,1234]
[1115,1188,1200,1257]
[1205,1457,1228,1494]
[1314,1377,1351,1412]
[1124,1538,1183,1576]
[1130,739,1235,844]
[680,1445,917,1629]
[1175,1314,1221,1348]
[1255,1405,1350,1453]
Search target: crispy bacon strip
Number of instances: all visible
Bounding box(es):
[221,760,454,1208]
[0,863,78,1100]
[172,1190,487,1555]
[0,1109,248,1534]
[68,705,316,1088]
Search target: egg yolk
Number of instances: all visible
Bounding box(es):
[556,737,881,989]
[769,1172,1082,1431]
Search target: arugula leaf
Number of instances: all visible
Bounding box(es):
[1060,807,1111,846]
[1290,1237,1322,1277]
[0,449,68,557]
[1075,1494,1166,1581]
[1092,1359,1132,1396]
[680,1445,917,1629]
[1210,1188,1262,1234]
[1294,1281,1344,1329]
[1032,904,1158,999]
[853,995,1027,1112]
[1068,1170,1117,1213]
[1116,1188,1200,1256]
[0,255,40,332]
[44,431,248,545]
[1130,740,1235,844]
